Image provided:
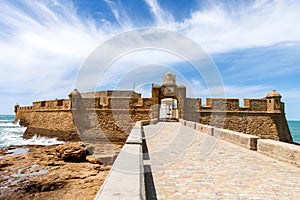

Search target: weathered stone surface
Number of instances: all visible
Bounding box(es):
[86,155,102,164]
[14,74,292,145]
[257,139,300,167]
[23,127,80,141]
[213,128,259,150]
[0,143,111,200]
[55,142,90,162]
[198,112,292,142]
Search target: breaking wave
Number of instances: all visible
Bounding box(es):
[0,115,64,148]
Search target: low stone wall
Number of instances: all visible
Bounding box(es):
[95,119,159,200]
[182,119,299,167]
[185,121,196,129]
[95,144,144,200]
[181,119,259,150]
[179,119,186,126]
[213,128,259,150]
[198,112,292,143]
[257,139,300,167]
[95,121,145,200]
[195,123,213,136]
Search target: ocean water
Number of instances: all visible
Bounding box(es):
[0,115,64,148]
[288,121,300,144]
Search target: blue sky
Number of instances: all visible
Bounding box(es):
[0,0,300,120]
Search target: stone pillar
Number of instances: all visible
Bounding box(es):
[151,86,160,119]
[177,85,186,119]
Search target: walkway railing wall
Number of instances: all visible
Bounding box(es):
[94,118,158,200]
[180,119,300,168]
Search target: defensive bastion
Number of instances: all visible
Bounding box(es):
[14,73,293,144]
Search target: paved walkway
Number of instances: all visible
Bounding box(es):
[143,122,300,199]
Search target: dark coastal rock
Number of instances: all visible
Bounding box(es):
[86,155,102,164]
[0,159,13,169]
[23,127,80,142]
[55,142,90,162]
[19,118,30,127]
[0,148,7,156]
[21,179,66,193]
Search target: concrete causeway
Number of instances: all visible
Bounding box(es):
[143,122,300,199]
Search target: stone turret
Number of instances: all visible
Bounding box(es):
[163,72,176,86]
[14,103,19,113]
[266,90,282,113]
[69,89,82,109]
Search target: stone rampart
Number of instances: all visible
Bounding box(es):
[184,95,292,143]
[14,77,292,145]
[15,92,151,144]
[16,100,79,141]
[257,139,300,167]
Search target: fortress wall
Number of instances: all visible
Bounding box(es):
[244,99,267,111]
[136,98,152,109]
[32,99,70,110]
[204,98,240,111]
[199,112,292,142]
[108,98,135,109]
[15,96,151,144]
[91,109,151,144]
[15,108,78,141]
[185,98,201,122]
[81,98,98,109]
[14,85,292,145]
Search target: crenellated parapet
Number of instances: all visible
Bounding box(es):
[185,92,283,113]
[14,73,293,144]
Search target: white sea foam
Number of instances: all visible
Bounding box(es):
[0,120,65,148]
[22,134,65,146]
[0,122,19,127]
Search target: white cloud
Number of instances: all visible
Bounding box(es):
[144,0,175,27]
[144,0,300,53]
[1,0,300,115]
[103,0,133,28]
[0,0,110,96]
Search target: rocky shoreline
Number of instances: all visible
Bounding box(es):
[0,142,112,200]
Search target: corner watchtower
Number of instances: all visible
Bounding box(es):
[68,89,82,109]
[266,90,282,113]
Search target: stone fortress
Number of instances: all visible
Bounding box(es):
[14,73,293,144]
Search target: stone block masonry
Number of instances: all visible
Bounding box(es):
[16,104,79,141]
[14,90,152,144]
[14,73,293,145]
[257,139,300,167]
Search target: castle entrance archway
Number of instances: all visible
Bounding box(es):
[159,98,178,119]
[151,73,186,119]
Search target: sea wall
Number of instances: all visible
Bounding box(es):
[184,97,293,143]
[198,113,292,142]
[15,99,79,141]
[15,95,151,143]
[14,88,292,144]
[84,109,150,145]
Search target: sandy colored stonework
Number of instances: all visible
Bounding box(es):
[0,142,111,200]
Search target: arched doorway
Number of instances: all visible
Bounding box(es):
[159,98,178,119]
[151,73,186,119]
